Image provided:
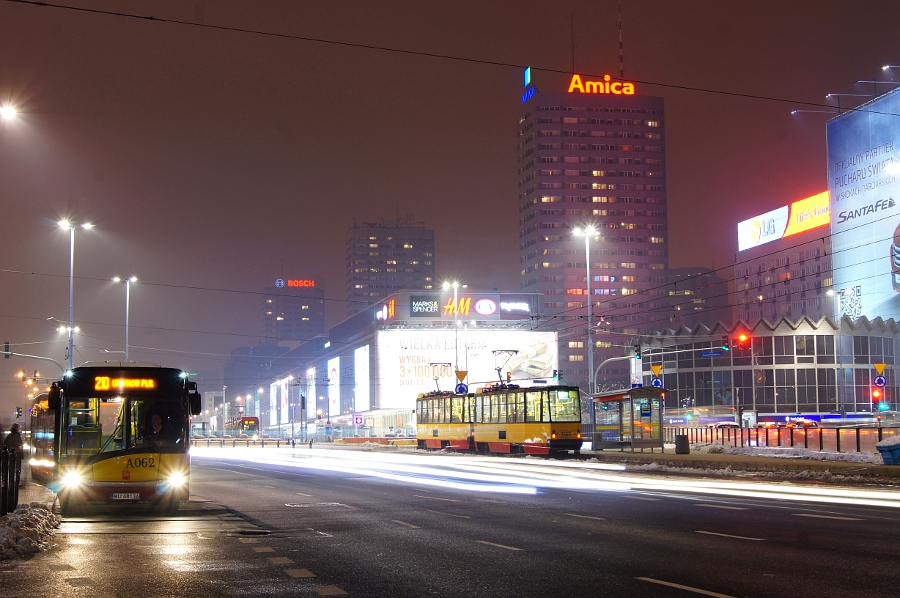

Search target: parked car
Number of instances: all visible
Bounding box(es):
[713,422,741,429]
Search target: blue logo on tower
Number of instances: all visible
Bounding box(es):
[521,66,535,104]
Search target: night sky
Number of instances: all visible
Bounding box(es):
[2,0,900,412]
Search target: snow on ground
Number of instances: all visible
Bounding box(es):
[688,442,884,464]
[0,503,60,561]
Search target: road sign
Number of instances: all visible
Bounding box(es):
[455,383,468,394]
[185,372,198,376]
[651,377,664,388]
[650,365,663,377]
[631,383,643,388]
[456,370,468,382]
[874,375,887,388]
[700,350,722,358]
[353,415,363,425]
[874,363,887,375]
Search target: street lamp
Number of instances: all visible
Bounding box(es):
[0,104,18,122]
[112,276,137,361]
[442,281,467,377]
[58,220,94,369]
[825,93,874,113]
[573,226,599,393]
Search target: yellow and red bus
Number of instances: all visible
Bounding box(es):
[32,362,201,514]
[416,384,583,455]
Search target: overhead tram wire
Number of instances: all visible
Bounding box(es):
[7,0,900,119]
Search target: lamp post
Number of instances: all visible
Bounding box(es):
[58,220,94,370]
[112,276,137,361]
[825,92,874,113]
[443,281,461,374]
[574,226,598,393]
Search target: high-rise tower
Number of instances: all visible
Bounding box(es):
[517,72,669,389]
[346,214,435,316]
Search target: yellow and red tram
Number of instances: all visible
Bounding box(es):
[416,384,582,455]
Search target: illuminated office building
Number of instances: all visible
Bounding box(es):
[517,70,668,388]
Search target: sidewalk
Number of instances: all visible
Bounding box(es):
[14,469,56,509]
[579,447,900,478]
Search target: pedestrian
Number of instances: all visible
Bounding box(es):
[4,423,25,485]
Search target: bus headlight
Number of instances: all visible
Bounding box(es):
[163,472,187,489]
[62,470,85,488]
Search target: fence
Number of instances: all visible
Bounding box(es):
[662,426,900,454]
[1,446,20,516]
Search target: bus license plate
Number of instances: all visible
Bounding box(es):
[111,493,141,500]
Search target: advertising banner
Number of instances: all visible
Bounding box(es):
[280,378,289,427]
[269,383,278,428]
[827,89,900,319]
[327,357,340,419]
[374,329,558,409]
[354,345,370,413]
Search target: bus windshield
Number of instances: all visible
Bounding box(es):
[63,396,188,457]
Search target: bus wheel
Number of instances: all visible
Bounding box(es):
[59,497,81,517]
[152,499,180,516]
[417,440,426,450]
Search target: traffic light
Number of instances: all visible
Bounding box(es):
[721,335,730,351]
[734,333,749,351]
[3,341,8,358]
[872,387,885,407]
[15,406,22,418]
[633,346,641,359]
[552,369,558,380]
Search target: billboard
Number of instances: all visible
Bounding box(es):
[328,357,340,419]
[354,345,370,412]
[374,329,558,410]
[827,89,900,319]
[736,191,830,252]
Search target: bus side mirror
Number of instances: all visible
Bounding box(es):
[48,383,61,411]
[190,393,202,416]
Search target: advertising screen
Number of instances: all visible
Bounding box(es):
[327,357,340,419]
[354,345,370,413]
[737,206,789,251]
[269,383,278,428]
[280,378,289,427]
[827,89,900,319]
[374,329,558,410]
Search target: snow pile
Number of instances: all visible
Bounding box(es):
[626,461,865,482]
[0,502,60,560]
[876,435,900,448]
[689,442,883,464]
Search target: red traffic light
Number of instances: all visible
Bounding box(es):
[738,333,748,342]
[872,388,883,400]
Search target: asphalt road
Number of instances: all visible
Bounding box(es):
[2,447,899,597]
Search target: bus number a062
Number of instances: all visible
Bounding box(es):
[125,457,156,469]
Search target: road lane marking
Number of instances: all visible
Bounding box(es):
[314,587,349,596]
[628,496,660,501]
[296,492,313,497]
[392,520,421,529]
[695,530,765,541]
[636,577,736,597]
[264,485,277,489]
[413,494,460,502]
[285,569,317,578]
[564,513,605,522]
[252,547,276,553]
[338,503,359,510]
[793,513,863,521]
[238,538,260,544]
[476,540,522,551]
[268,556,294,564]
[426,509,470,519]
[475,498,504,504]
[696,504,749,511]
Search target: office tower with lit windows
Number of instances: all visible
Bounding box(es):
[346,214,436,316]
[517,72,668,388]
[262,280,326,344]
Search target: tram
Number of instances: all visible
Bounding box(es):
[32,362,201,514]
[416,384,583,455]
[224,416,261,438]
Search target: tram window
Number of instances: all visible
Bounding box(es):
[451,397,463,423]
[475,396,483,423]
[511,392,525,423]
[497,393,508,423]
[549,389,580,422]
[525,391,541,422]
[466,396,475,422]
[443,397,451,423]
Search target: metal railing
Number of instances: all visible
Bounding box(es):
[1,446,20,516]
[663,426,900,454]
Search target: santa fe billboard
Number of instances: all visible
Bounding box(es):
[827,88,900,320]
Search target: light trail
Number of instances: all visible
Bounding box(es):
[190,446,900,509]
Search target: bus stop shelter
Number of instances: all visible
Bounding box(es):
[591,387,665,452]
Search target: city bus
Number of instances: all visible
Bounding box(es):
[34,362,201,514]
[416,384,583,455]
[224,416,260,438]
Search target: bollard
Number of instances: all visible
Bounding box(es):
[674,434,690,455]
[819,428,823,451]
[309,440,313,449]
[836,428,841,453]
[856,427,861,453]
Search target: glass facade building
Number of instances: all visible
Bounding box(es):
[632,316,898,416]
